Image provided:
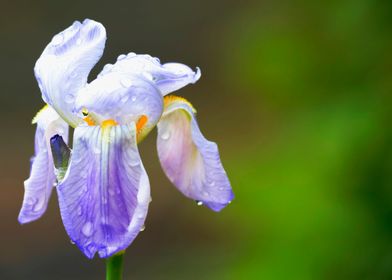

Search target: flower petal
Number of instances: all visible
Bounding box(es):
[75,73,163,139]
[97,53,201,95]
[34,19,106,127]
[18,106,69,224]
[157,96,234,211]
[57,123,150,258]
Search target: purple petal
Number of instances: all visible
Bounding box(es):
[18,106,69,224]
[96,53,200,96]
[34,19,106,126]
[57,123,150,258]
[157,96,233,211]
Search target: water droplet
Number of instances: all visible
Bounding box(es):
[33,197,45,212]
[160,131,171,140]
[64,93,74,104]
[117,54,126,61]
[76,38,82,45]
[70,71,78,78]
[129,156,140,167]
[228,200,232,204]
[120,78,132,88]
[70,240,75,245]
[196,201,203,206]
[208,181,215,187]
[131,96,137,102]
[77,206,82,216]
[203,191,210,197]
[120,94,129,103]
[140,225,145,232]
[219,187,224,191]
[93,147,101,154]
[149,197,152,203]
[53,182,58,187]
[52,34,63,45]
[127,52,136,57]
[138,213,144,219]
[26,197,37,206]
[82,222,93,237]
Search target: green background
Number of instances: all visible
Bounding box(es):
[1,0,391,279]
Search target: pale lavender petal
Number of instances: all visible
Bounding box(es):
[96,53,201,96]
[18,106,69,224]
[157,97,233,211]
[34,19,106,126]
[57,123,150,258]
[75,74,163,139]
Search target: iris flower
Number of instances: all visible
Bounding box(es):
[18,19,234,259]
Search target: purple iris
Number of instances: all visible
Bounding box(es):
[18,19,234,259]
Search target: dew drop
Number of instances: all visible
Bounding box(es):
[120,78,132,88]
[33,197,45,212]
[70,240,75,245]
[93,147,101,154]
[149,197,152,203]
[82,222,93,237]
[127,52,136,57]
[140,225,145,232]
[160,131,171,140]
[120,94,129,103]
[52,34,63,45]
[131,96,137,102]
[117,54,126,61]
[196,201,203,206]
[77,206,82,216]
[76,38,82,45]
[203,191,210,197]
[64,93,74,104]
[108,188,115,196]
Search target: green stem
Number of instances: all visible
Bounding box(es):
[106,251,125,280]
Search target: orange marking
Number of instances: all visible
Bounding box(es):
[136,115,148,134]
[101,119,118,129]
[84,116,96,126]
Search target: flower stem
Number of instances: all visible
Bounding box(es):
[106,251,125,280]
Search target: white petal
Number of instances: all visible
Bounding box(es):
[34,19,106,127]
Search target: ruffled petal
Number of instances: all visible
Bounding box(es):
[157,96,234,211]
[96,53,201,96]
[34,19,106,127]
[18,106,69,224]
[57,123,150,258]
[75,73,163,140]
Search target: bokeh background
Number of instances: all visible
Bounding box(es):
[1,0,391,279]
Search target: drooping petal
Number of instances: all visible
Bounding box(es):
[96,53,201,96]
[57,123,150,258]
[34,19,106,127]
[157,96,234,211]
[18,106,69,224]
[75,73,163,140]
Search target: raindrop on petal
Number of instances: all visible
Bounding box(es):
[120,78,133,88]
[117,54,126,61]
[160,131,171,140]
[82,222,93,237]
[196,201,203,206]
[140,225,145,232]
